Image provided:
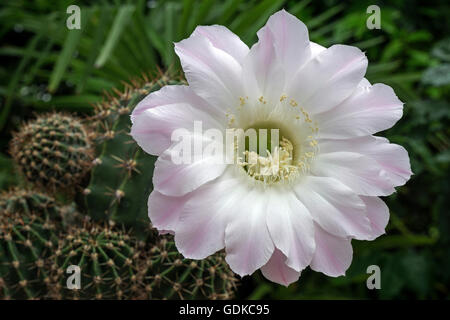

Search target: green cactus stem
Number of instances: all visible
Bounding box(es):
[10,113,94,194]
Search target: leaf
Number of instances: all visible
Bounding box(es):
[76,6,111,93]
[94,5,135,68]
[48,28,83,92]
[432,37,450,62]
[0,33,42,130]
[421,64,450,86]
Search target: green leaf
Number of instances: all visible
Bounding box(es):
[432,37,450,62]
[48,9,91,92]
[94,5,135,68]
[48,28,83,92]
[421,64,450,86]
[0,33,42,130]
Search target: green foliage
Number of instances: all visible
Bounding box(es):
[10,113,94,193]
[422,38,450,86]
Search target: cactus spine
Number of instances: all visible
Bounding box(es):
[10,113,94,193]
[0,189,64,299]
[45,221,237,300]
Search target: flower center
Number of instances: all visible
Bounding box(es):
[241,136,298,184]
[229,95,319,185]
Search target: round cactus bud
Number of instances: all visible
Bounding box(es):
[10,113,94,193]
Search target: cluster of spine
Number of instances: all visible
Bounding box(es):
[1,196,237,300]
[46,222,236,300]
[46,220,141,299]
[10,113,94,193]
[1,73,238,300]
[0,189,64,299]
[135,233,237,300]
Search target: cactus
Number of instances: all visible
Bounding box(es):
[0,189,64,299]
[1,74,239,300]
[76,74,237,299]
[81,74,182,237]
[10,113,94,194]
[46,219,139,299]
[0,188,78,221]
[0,190,237,300]
[135,230,237,300]
[46,221,237,300]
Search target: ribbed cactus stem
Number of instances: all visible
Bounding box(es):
[10,113,94,194]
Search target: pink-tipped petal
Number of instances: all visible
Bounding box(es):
[225,189,275,277]
[263,9,311,83]
[361,196,390,240]
[243,10,311,105]
[316,83,404,139]
[261,249,301,286]
[153,133,226,196]
[312,151,396,196]
[174,171,241,259]
[310,223,353,277]
[148,190,192,233]
[266,188,315,272]
[242,26,284,106]
[294,176,372,240]
[288,45,368,114]
[131,85,223,156]
[175,32,244,110]
[193,25,249,63]
[319,136,413,188]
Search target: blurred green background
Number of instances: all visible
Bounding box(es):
[0,0,449,299]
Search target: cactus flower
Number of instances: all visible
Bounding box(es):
[131,9,412,286]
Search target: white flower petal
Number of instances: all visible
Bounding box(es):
[319,136,413,187]
[153,133,226,196]
[174,171,241,259]
[310,41,326,57]
[316,83,404,138]
[266,188,315,272]
[287,44,368,114]
[293,176,372,239]
[147,190,192,232]
[131,85,224,156]
[175,31,244,110]
[261,249,301,286]
[312,151,396,196]
[193,25,249,63]
[242,26,284,106]
[225,189,275,277]
[243,10,311,105]
[310,223,353,277]
[264,9,311,83]
[361,196,390,240]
